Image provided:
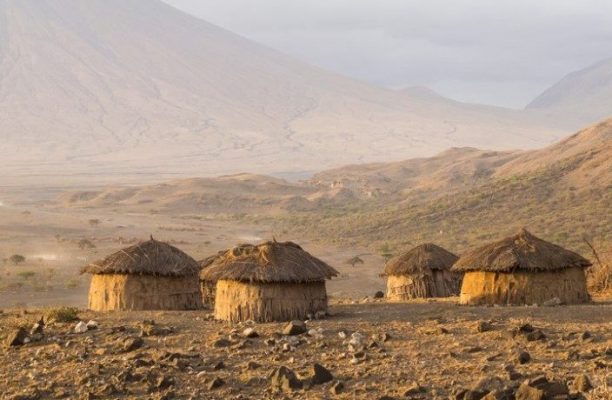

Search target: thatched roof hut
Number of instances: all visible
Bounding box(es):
[198,251,225,308]
[452,229,592,305]
[382,243,461,300]
[82,238,202,311]
[200,240,338,322]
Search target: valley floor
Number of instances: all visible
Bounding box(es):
[1,299,611,399]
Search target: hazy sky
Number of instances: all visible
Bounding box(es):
[163,0,612,108]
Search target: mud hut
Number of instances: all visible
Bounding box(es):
[198,251,225,308]
[200,241,338,322]
[382,243,461,300]
[81,238,202,311]
[452,229,592,305]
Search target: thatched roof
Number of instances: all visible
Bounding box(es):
[383,243,459,276]
[81,238,199,277]
[199,241,338,283]
[451,229,592,273]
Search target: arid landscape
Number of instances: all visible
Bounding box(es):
[1,120,610,399]
[1,1,611,399]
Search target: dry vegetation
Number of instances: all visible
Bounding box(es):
[263,156,610,263]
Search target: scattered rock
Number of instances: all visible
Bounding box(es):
[208,377,225,390]
[472,376,505,393]
[403,382,426,396]
[482,388,514,400]
[243,327,259,338]
[525,330,546,341]
[308,327,325,340]
[350,351,367,364]
[374,291,385,299]
[282,320,307,336]
[213,361,225,370]
[311,363,333,385]
[379,332,391,342]
[330,381,344,395]
[462,390,488,400]
[246,361,260,370]
[74,321,88,334]
[86,320,98,330]
[477,321,494,333]
[6,328,28,347]
[30,318,44,335]
[507,370,523,381]
[517,351,531,364]
[122,337,144,352]
[140,321,172,337]
[156,375,174,390]
[270,366,303,392]
[348,332,365,347]
[573,374,593,392]
[211,338,231,348]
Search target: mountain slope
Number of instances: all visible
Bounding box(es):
[0,0,566,185]
[271,119,612,255]
[526,58,612,128]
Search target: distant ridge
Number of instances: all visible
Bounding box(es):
[0,0,574,185]
[526,58,612,128]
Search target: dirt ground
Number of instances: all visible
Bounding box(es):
[1,299,610,400]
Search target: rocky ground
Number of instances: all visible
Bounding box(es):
[1,299,611,400]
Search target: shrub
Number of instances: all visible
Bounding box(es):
[9,254,26,265]
[65,278,80,289]
[17,271,36,280]
[46,307,79,323]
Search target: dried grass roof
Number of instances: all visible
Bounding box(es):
[451,229,592,273]
[383,243,458,276]
[81,238,199,277]
[199,241,338,283]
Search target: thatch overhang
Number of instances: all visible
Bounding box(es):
[451,229,592,273]
[81,237,199,277]
[199,241,338,284]
[383,243,459,276]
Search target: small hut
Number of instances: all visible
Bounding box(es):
[452,229,592,305]
[82,238,202,311]
[198,251,225,308]
[200,241,338,322]
[383,243,461,300]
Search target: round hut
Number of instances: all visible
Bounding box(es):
[81,238,202,311]
[198,251,225,308]
[383,243,461,300]
[200,241,338,322]
[452,229,592,305]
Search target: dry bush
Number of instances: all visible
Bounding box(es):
[46,307,79,323]
[584,240,611,294]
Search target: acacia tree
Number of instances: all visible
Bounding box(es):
[9,254,26,265]
[379,244,394,262]
[345,256,364,268]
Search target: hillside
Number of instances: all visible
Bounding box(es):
[526,58,612,129]
[267,120,612,255]
[55,120,611,258]
[0,0,569,186]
